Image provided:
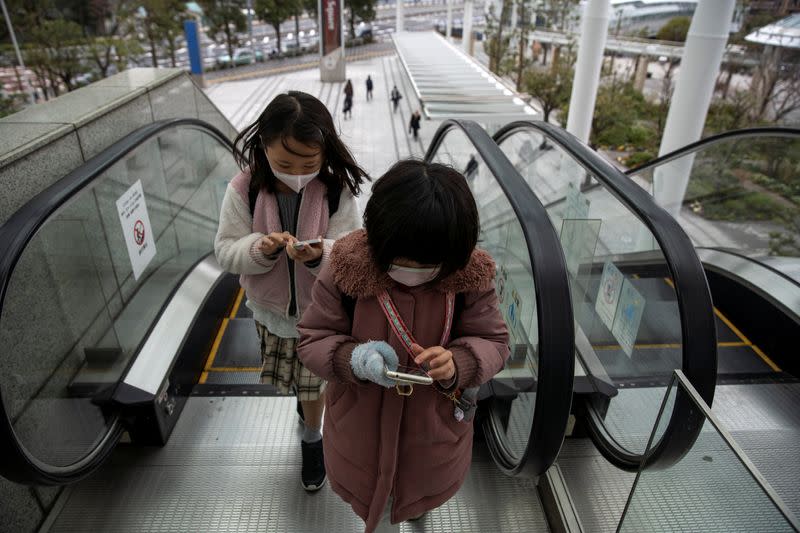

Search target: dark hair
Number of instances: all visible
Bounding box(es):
[364,160,479,280]
[233,91,368,196]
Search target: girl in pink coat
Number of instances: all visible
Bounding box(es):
[297,160,510,532]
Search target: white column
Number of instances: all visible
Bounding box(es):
[565,0,610,144]
[654,0,736,217]
[396,0,404,32]
[446,0,453,39]
[462,0,474,53]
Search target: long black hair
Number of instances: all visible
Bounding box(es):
[364,160,479,280]
[233,91,368,196]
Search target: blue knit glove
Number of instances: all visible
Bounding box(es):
[351,341,398,387]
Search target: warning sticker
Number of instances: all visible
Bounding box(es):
[595,260,624,331]
[116,180,156,280]
[612,279,646,357]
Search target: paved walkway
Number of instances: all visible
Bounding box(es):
[206,53,441,212]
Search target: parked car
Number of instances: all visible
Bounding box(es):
[216,48,264,67]
[354,22,373,39]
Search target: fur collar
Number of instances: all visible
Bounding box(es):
[331,230,496,297]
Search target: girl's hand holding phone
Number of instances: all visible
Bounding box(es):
[259,232,292,256]
[286,236,324,264]
[412,344,455,382]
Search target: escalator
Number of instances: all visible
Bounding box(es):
[624,128,800,522]
[494,123,800,529]
[1,116,786,531]
[0,117,577,531]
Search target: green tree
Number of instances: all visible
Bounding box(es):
[27,19,84,93]
[589,79,654,149]
[523,60,573,123]
[303,0,318,29]
[484,0,512,73]
[511,0,533,90]
[540,0,579,32]
[0,93,21,118]
[656,16,690,42]
[140,0,185,68]
[705,90,755,134]
[345,0,376,42]
[255,0,295,55]
[200,0,247,62]
[84,1,140,77]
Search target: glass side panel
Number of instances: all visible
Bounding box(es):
[498,128,683,456]
[619,376,798,533]
[430,127,540,459]
[0,126,237,467]
[633,135,800,274]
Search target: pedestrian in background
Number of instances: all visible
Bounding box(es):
[343,80,354,119]
[408,110,421,140]
[390,85,402,113]
[366,75,374,101]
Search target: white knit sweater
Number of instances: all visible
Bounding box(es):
[215,183,362,337]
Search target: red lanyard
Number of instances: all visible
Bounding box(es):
[377,289,455,369]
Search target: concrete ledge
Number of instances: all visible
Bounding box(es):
[0,68,234,226]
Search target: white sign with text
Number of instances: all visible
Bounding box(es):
[116,180,156,280]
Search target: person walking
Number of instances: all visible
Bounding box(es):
[390,85,402,113]
[366,75,374,101]
[343,79,354,119]
[408,110,421,140]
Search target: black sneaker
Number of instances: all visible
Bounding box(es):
[301,439,326,491]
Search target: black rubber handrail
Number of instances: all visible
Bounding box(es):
[0,118,235,485]
[425,120,575,478]
[494,121,717,471]
[627,127,800,290]
[626,126,800,176]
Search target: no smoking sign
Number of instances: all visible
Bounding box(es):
[134,220,145,245]
[116,180,156,280]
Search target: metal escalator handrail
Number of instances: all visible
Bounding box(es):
[494,120,717,471]
[425,119,575,478]
[0,118,234,485]
[625,126,800,176]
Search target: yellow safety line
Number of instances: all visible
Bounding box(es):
[714,308,748,344]
[715,308,781,372]
[199,318,230,384]
[718,341,749,347]
[750,344,782,373]
[661,275,781,371]
[229,288,245,319]
[207,366,262,372]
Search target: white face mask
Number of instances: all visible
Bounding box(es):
[388,264,440,287]
[269,164,320,193]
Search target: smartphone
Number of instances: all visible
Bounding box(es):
[384,366,433,385]
[292,238,323,250]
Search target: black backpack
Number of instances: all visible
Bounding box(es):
[248,180,342,218]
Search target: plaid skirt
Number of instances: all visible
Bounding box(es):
[255,322,324,401]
